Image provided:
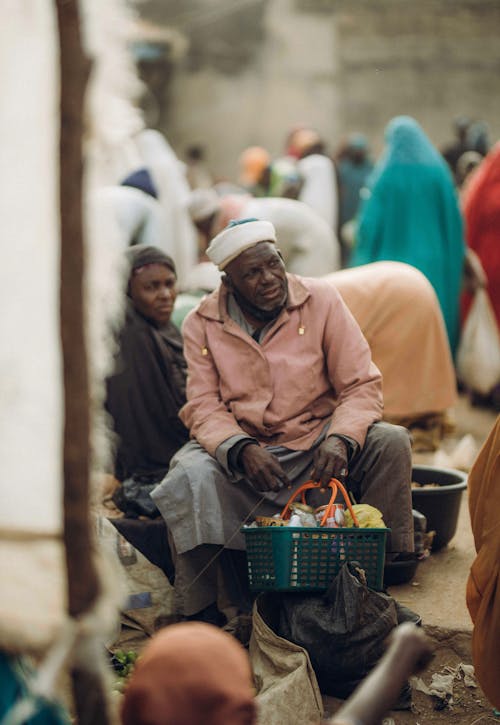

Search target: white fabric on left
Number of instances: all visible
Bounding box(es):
[0,1,61,535]
[0,0,138,654]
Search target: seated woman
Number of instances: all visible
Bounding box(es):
[104,245,189,577]
[322,262,458,450]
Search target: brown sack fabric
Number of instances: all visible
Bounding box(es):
[249,593,323,725]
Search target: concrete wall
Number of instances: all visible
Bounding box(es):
[134,0,500,179]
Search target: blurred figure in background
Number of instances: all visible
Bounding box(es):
[323,262,457,451]
[351,115,465,356]
[336,133,374,265]
[461,142,500,409]
[466,119,491,157]
[294,128,339,233]
[238,145,272,197]
[456,150,483,190]
[185,144,214,190]
[89,167,172,254]
[441,116,491,185]
[461,143,500,331]
[336,133,374,229]
[441,115,473,183]
[187,188,341,278]
[238,145,302,199]
[133,128,198,290]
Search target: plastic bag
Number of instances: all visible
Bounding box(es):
[277,562,419,701]
[112,475,162,519]
[456,288,500,395]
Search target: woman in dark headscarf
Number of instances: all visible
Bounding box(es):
[105,245,189,493]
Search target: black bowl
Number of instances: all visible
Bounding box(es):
[384,557,419,587]
[411,465,468,551]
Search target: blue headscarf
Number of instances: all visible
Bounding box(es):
[351,116,465,355]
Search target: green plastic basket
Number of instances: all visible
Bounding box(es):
[242,525,388,591]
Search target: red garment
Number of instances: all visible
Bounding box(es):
[462,142,500,328]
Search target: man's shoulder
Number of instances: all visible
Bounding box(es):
[183,287,222,329]
[288,273,343,306]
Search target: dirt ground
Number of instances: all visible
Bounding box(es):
[323,395,498,724]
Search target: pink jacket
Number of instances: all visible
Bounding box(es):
[180,274,383,457]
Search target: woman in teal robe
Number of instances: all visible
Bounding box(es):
[351,116,465,356]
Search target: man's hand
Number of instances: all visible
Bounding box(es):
[240,444,291,492]
[388,622,434,673]
[311,436,349,487]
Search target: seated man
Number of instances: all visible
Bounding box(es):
[152,219,414,621]
[104,245,189,578]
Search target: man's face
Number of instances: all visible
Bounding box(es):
[225,242,287,313]
[129,263,177,325]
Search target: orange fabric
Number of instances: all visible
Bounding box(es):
[238,147,270,186]
[323,262,457,420]
[291,128,322,157]
[121,622,256,725]
[466,415,500,709]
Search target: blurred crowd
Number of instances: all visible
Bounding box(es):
[99,113,500,423]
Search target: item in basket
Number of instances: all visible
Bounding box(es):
[344,503,386,528]
[315,503,345,527]
[291,503,315,514]
[290,503,318,527]
[255,515,288,527]
[289,513,302,527]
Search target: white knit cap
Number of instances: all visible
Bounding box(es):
[187,188,220,222]
[206,218,277,270]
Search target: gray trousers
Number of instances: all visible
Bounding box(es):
[153,421,413,616]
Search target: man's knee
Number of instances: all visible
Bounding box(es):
[366,421,412,458]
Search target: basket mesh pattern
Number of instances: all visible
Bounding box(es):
[244,526,387,591]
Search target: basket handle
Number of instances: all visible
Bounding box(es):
[281,479,360,527]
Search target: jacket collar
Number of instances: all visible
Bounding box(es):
[195,274,311,322]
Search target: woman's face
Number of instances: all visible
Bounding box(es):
[129,263,177,325]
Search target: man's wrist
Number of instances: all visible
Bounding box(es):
[328,434,359,463]
[228,438,259,473]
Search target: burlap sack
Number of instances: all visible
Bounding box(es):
[249,593,323,725]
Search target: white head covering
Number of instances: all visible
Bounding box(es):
[206,218,277,270]
[187,188,220,222]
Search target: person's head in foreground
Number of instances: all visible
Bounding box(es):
[120,622,257,725]
[125,245,178,327]
[207,218,288,324]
